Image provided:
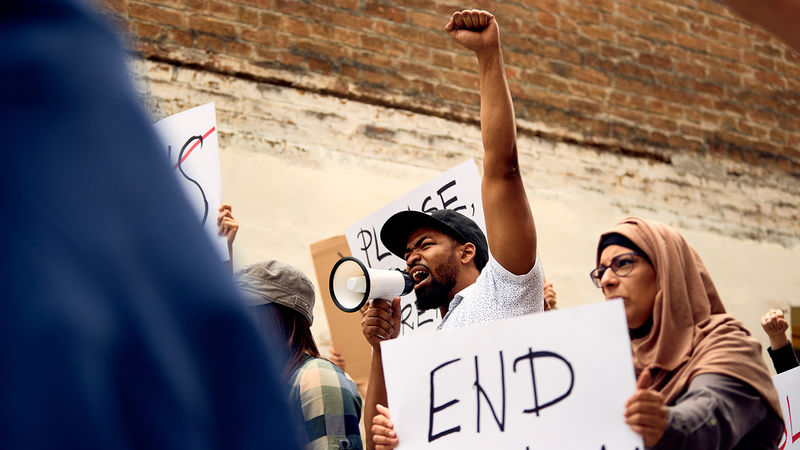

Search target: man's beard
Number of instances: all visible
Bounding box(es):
[414,254,458,312]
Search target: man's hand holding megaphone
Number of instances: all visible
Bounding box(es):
[328,255,410,345]
[361,297,402,348]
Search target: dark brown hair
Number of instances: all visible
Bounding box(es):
[252,303,319,377]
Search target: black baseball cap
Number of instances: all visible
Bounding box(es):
[380,209,489,271]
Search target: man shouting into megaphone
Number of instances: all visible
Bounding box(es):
[360,9,545,449]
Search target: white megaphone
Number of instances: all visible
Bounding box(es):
[329,256,414,312]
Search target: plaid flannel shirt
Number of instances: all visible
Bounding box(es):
[289,357,363,449]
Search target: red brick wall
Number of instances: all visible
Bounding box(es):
[99,0,800,175]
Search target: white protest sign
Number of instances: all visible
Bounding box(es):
[154,103,228,260]
[345,160,485,335]
[381,300,644,449]
[772,365,800,448]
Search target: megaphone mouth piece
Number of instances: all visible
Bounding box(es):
[329,257,370,313]
[328,256,415,313]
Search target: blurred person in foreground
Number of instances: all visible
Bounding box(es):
[0,1,299,448]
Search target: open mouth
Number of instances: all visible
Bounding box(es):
[410,267,430,286]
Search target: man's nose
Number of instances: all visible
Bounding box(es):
[406,250,421,267]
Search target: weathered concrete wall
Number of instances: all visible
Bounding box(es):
[135,58,800,371]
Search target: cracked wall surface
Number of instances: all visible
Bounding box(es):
[133,58,799,369]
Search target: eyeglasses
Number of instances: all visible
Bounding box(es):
[590,252,643,288]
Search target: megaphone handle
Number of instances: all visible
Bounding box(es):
[373,297,392,341]
[363,296,400,342]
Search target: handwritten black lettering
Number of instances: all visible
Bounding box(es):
[414,179,468,214]
[474,352,506,433]
[400,303,414,335]
[372,225,393,263]
[355,228,373,267]
[513,348,574,416]
[418,307,434,327]
[437,180,466,212]
[355,226,395,268]
[421,195,437,213]
[174,135,209,226]
[429,358,462,442]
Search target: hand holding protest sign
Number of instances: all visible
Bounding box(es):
[154,103,228,260]
[381,300,644,449]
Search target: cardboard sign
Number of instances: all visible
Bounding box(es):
[153,103,228,260]
[381,300,643,449]
[344,160,485,335]
[309,235,371,397]
[773,366,800,448]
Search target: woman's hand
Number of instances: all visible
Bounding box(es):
[625,370,668,447]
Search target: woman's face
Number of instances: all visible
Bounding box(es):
[598,244,658,329]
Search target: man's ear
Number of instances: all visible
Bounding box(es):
[459,242,476,265]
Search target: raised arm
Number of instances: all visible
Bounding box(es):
[445,10,536,275]
[761,308,791,351]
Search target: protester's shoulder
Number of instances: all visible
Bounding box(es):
[482,252,542,284]
[298,357,359,391]
[695,315,762,355]
[302,357,346,374]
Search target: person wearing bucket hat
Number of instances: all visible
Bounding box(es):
[237,260,364,450]
[362,9,544,449]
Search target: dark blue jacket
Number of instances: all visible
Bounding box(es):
[0,1,300,448]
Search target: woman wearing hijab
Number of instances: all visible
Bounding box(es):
[592,217,783,449]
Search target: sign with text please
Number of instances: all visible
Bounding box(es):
[345,159,484,335]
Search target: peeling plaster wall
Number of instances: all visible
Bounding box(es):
[132,58,800,371]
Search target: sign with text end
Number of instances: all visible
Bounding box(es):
[381,300,643,449]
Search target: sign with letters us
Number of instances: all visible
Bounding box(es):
[381,300,644,449]
[345,159,485,336]
[153,103,228,260]
[773,365,800,448]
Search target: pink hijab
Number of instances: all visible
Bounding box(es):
[598,217,781,416]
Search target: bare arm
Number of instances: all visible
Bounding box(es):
[361,298,401,449]
[364,350,388,450]
[445,10,536,275]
